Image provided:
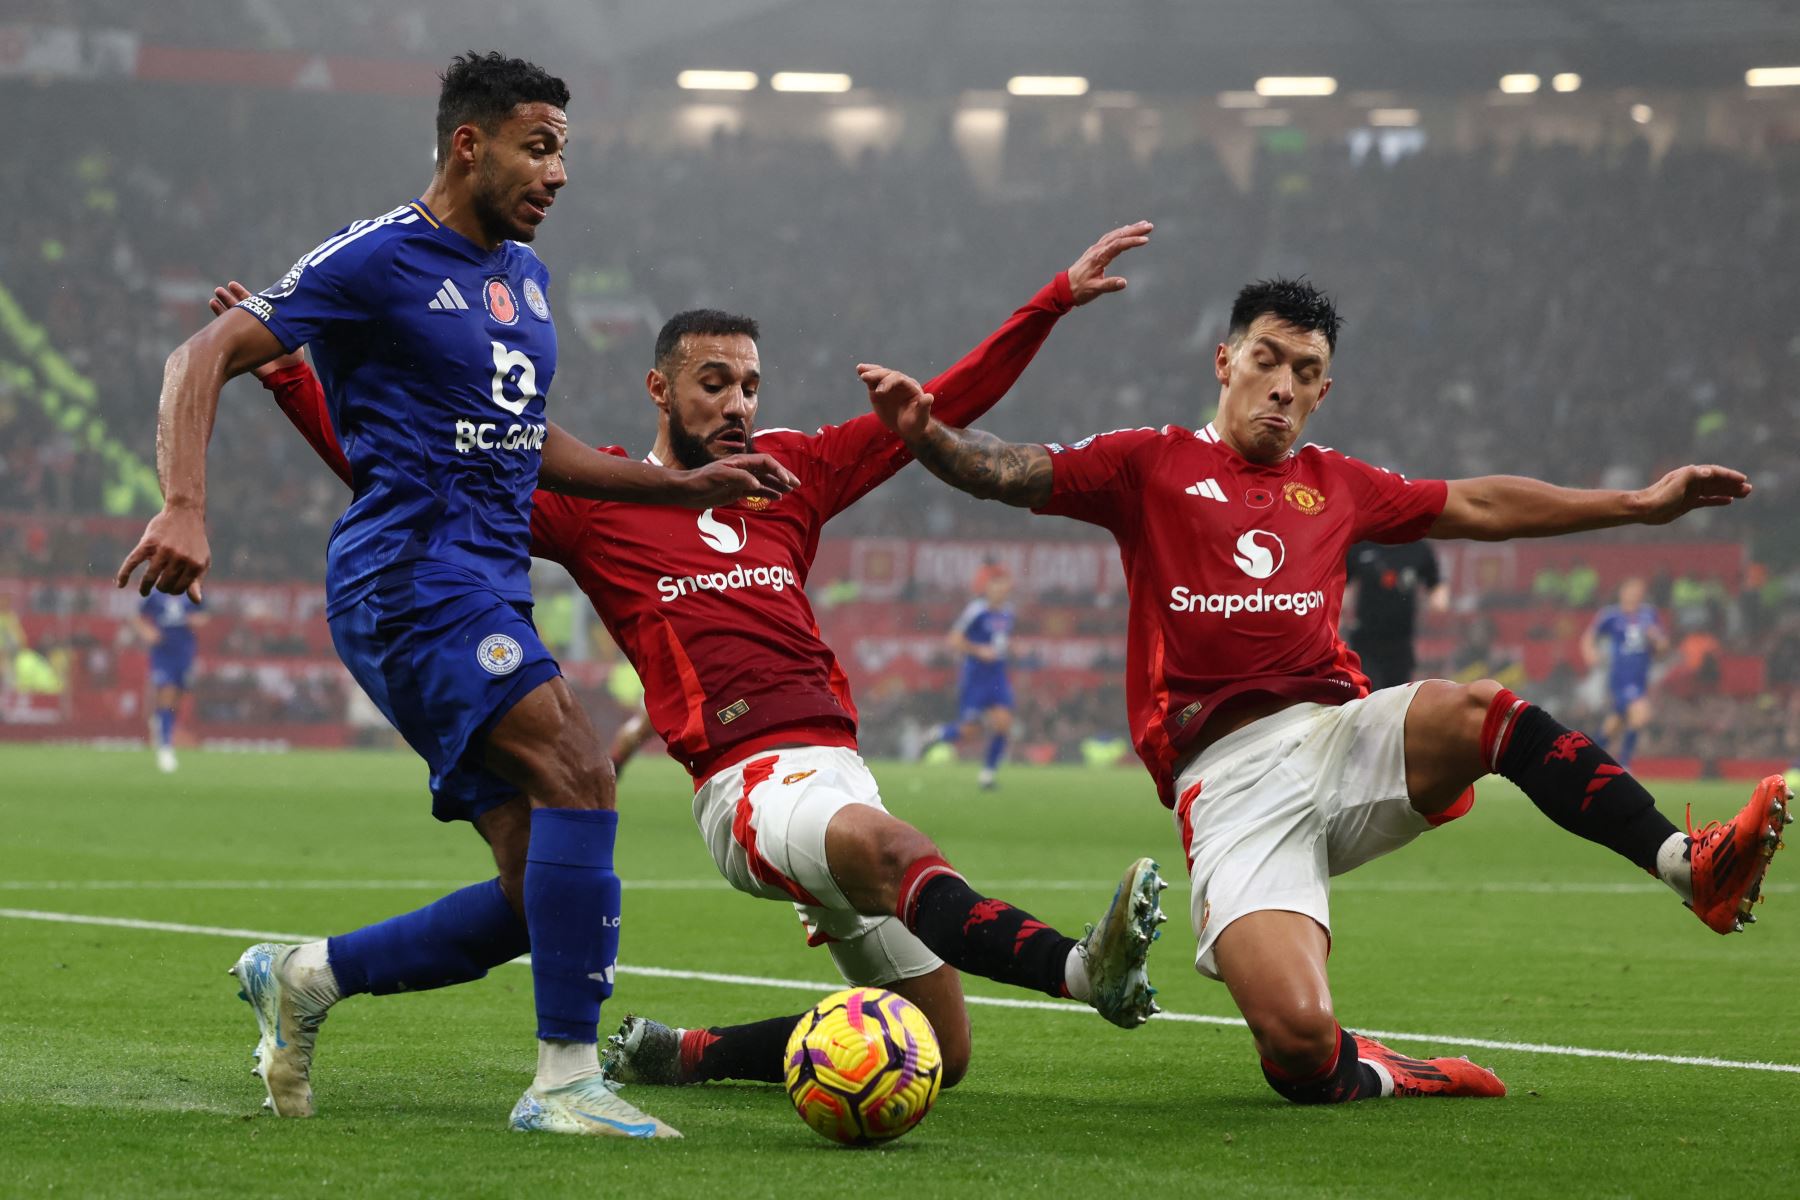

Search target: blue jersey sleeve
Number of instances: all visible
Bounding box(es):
[951,600,984,639]
[236,212,405,352]
[1592,608,1621,642]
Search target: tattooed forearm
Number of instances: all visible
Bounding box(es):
[910,419,1054,508]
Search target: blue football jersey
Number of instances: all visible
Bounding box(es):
[237,199,557,612]
[140,593,200,658]
[954,599,1015,677]
[1592,604,1660,684]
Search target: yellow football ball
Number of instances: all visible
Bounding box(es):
[783,987,943,1145]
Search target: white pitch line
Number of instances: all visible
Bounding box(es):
[3,906,1797,1076]
[5,878,1792,897]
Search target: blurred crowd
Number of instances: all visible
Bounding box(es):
[5,85,1797,574]
[4,80,1797,763]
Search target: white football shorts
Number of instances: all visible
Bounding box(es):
[693,744,943,987]
[1170,682,1470,981]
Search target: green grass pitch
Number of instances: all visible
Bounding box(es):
[1,745,1793,1198]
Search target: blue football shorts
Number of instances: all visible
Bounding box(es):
[329,564,560,823]
[957,670,1014,723]
[149,649,195,691]
[1609,677,1648,715]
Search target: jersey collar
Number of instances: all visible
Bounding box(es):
[1202,421,1299,465]
[409,197,508,262]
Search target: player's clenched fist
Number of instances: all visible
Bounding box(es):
[117,506,210,602]
[858,363,934,441]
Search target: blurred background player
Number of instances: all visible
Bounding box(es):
[131,591,207,773]
[605,658,656,777]
[1344,541,1447,691]
[1582,577,1667,769]
[931,563,1017,788]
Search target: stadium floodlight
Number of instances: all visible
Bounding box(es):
[1007,75,1089,96]
[1630,103,1654,124]
[1746,66,1800,87]
[1216,90,1267,108]
[677,69,758,91]
[1368,108,1420,127]
[1552,73,1582,93]
[1499,74,1541,94]
[771,72,852,93]
[1254,76,1337,97]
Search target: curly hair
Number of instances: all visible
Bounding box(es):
[435,51,570,165]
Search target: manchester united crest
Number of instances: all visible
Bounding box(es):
[1282,481,1326,516]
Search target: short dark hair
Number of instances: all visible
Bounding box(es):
[1228,278,1341,353]
[436,52,570,166]
[654,310,760,371]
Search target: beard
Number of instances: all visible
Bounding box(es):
[667,411,754,470]
[470,159,531,244]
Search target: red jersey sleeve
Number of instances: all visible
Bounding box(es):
[260,363,350,487]
[794,272,1076,521]
[530,447,625,565]
[529,488,599,567]
[1031,426,1166,530]
[1324,450,1449,544]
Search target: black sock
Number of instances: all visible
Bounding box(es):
[678,1014,800,1084]
[1485,689,1678,874]
[1262,1025,1383,1104]
[897,855,1076,999]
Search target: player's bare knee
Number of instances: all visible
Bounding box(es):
[870,824,941,910]
[1248,1000,1339,1074]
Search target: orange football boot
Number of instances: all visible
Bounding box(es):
[1687,774,1793,934]
[1352,1035,1507,1098]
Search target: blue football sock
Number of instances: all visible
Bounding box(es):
[984,731,1008,771]
[525,808,621,1044]
[935,722,960,746]
[1619,728,1640,768]
[326,878,529,997]
[155,708,175,749]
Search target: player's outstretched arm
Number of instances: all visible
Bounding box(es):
[539,423,799,507]
[1429,466,1751,542]
[115,307,288,601]
[861,364,1052,509]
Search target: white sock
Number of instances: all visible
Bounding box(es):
[1364,1058,1397,1098]
[1655,831,1694,903]
[285,940,343,1008]
[1064,945,1093,1003]
[536,1039,602,1090]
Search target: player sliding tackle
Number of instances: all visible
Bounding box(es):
[118,53,798,1139]
[861,277,1790,1103]
[216,222,1169,1099]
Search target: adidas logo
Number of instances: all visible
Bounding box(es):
[1184,478,1228,502]
[427,279,469,311]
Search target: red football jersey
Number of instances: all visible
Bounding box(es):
[265,274,1076,780]
[1034,421,1447,806]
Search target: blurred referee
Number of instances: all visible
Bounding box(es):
[1344,541,1448,690]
